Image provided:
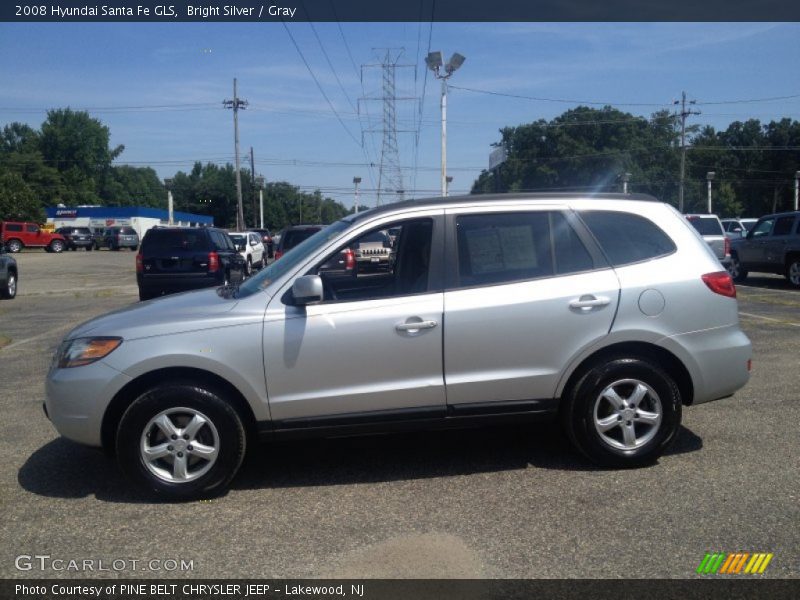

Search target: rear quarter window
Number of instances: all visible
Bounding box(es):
[579,211,676,267]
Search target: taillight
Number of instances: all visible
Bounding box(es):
[724,236,731,257]
[702,271,736,298]
[274,250,283,260]
[208,251,219,273]
[135,253,143,273]
[344,248,355,271]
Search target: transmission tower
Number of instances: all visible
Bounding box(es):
[360,49,417,205]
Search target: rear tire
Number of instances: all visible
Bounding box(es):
[728,254,748,282]
[561,357,682,468]
[785,257,800,288]
[116,382,246,500]
[7,239,22,253]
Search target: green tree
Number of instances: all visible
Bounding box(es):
[0,171,44,222]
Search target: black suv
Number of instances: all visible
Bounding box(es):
[56,226,94,251]
[0,240,18,299]
[136,227,246,301]
[274,224,324,260]
[97,226,139,251]
[729,211,800,288]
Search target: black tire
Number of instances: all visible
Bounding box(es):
[70,246,76,251]
[728,254,748,283]
[49,239,65,253]
[561,357,682,468]
[86,245,93,251]
[0,270,16,299]
[7,239,22,253]
[244,257,252,277]
[785,257,800,289]
[130,245,138,252]
[112,244,120,251]
[94,242,100,250]
[116,382,246,500]
[138,289,155,301]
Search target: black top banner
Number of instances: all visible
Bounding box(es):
[2,0,800,23]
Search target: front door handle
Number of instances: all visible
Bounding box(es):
[395,319,438,333]
[569,295,611,310]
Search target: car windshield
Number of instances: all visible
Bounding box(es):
[237,220,352,298]
[229,234,246,245]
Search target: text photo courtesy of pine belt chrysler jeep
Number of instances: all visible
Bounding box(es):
[44,193,751,499]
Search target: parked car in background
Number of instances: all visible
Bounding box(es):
[228,231,265,276]
[56,226,94,251]
[251,228,274,258]
[136,227,246,301]
[729,210,800,287]
[96,226,139,251]
[45,193,751,499]
[353,229,394,272]
[0,221,66,253]
[685,214,730,267]
[274,224,325,260]
[0,240,18,299]
[721,218,758,239]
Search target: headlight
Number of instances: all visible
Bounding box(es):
[55,337,122,368]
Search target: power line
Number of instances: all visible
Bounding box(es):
[281,20,362,148]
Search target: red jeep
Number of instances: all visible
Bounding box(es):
[0,221,67,253]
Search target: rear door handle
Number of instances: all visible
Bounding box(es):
[569,295,611,310]
[395,320,438,332]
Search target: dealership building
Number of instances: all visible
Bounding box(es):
[45,206,214,238]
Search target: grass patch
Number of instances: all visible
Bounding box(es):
[0,335,12,349]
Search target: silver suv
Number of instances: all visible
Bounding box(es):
[45,194,752,499]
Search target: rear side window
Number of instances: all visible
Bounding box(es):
[283,228,321,250]
[5,224,23,232]
[143,230,211,254]
[579,211,676,267]
[686,216,723,236]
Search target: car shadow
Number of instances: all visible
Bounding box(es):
[18,425,703,501]
[737,274,795,291]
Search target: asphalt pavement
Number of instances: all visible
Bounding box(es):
[0,249,797,579]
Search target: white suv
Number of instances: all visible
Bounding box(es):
[228,231,265,276]
[45,193,751,499]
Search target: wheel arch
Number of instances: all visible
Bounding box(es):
[101,366,258,454]
[559,341,694,409]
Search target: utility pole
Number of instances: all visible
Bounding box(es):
[674,91,700,213]
[224,78,247,230]
[250,146,256,230]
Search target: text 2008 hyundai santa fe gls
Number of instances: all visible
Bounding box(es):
[45,194,752,499]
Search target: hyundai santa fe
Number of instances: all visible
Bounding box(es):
[44,194,752,499]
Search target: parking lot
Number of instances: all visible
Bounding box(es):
[0,249,797,579]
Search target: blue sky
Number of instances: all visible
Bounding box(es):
[1,22,798,208]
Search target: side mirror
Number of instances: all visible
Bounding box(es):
[250,240,257,246]
[292,275,323,305]
[732,227,742,234]
[235,243,244,252]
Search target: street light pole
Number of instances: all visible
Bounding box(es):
[164,178,174,225]
[353,176,361,214]
[621,172,631,195]
[794,171,799,211]
[446,176,453,196]
[426,51,465,198]
[707,171,715,214]
[255,176,265,229]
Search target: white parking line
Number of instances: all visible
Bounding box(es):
[0,323,74,352]
[739,312,800,327]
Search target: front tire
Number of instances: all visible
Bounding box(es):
[562,357,682,468]
[49,239,65,253]
[116,383,246,500]
[0,271,16,299]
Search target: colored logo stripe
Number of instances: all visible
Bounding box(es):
[697,553,773,574]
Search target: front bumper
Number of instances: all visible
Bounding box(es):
[45,360,132,447]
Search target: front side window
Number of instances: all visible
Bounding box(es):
[307,219,433,303]
[26,224,39,233]
[750,218,775,238]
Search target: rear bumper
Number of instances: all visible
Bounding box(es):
[661,324,751,405]
[137,272,223,294]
